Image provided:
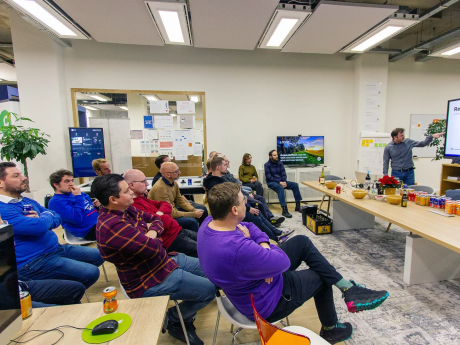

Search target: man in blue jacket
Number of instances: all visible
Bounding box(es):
[264,150,302,218]
[48,169,100,240]
[0,162,104,289]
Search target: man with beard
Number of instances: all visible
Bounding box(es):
[0,162,104,289]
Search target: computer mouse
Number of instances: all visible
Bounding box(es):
[91,320,119,336]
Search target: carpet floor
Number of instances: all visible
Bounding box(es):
[281,212,460,345]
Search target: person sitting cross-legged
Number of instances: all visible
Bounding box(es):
[124,169,198,258]
[239,153,264,197]
[264,150,303,218]
[203,157,293,244]
[197,182,390,344]
[148,162,208,233]
[48,169,101,241]
[92,174,214,345]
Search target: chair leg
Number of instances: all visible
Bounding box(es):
[84,291,90,303]
[386,223,392,232]
[212,310,220,345]
[174,300,190,345]
[280,320,287,327]
[231,327,243,345]
[102,263,108,282]
[286,316,290,326]
[230,324,233,334]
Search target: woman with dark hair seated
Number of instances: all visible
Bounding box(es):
[239,153,264,197]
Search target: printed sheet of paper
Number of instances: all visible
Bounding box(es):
[177,101,196,114]
[144,129,158,140]
[158,129,173,140]
[193,144,202,156]
[150,101,169,114]
[179,115,195,129]
[154,115,173,128]
[130,130,143,139]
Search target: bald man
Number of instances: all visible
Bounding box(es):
[125,169,198,257]
[148,162,208,232]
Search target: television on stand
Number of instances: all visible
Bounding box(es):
[444,98,460,159]
[69,127,106,177]
[277,136,324,167]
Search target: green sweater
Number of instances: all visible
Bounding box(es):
[238,164,258,183]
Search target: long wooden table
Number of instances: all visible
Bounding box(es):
[302,181,460,285]
[15,296,169,344]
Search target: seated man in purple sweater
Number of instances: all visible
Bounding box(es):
[197,182,389,344]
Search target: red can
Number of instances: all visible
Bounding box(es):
[336,185,341,194]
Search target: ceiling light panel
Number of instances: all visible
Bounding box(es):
[189,0,279,50]
[258,5,312,49]
[341,14,418,53]
[119,106,128,110]
[282,1,398,54]
[5,0,90,39]
[83,106,98,110]
[145,95,158,101]
[145,0,192,46]
[430,41,460,59]
[87,93,112,102]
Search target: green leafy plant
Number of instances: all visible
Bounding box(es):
[426,119,446,161]
[0,112,50,192]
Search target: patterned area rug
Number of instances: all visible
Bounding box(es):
[281,212,460,345]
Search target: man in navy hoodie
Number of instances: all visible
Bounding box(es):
[48,169,99,240]
[0,162,104,289]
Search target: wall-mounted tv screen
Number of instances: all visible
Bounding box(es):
[69,127,105,177]
[444,98,460,158]
[277,136,324,165]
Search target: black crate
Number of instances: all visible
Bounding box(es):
[306,214,333,235]
[301,205,318,226]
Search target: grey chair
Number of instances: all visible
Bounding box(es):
[408,185,435,195]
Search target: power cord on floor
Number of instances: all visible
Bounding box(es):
[9,325,92,345]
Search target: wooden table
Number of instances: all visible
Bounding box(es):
[15,296,169,345]
[302,181,460,285]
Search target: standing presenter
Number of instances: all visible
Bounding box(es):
[383,127,444,185]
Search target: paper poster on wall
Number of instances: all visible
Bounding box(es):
[179,115,195,129]
[154,115,174,129]
[177,101,196,114]
[363,123,379,132]
[144,129,158,140]
[194,129,204,143]
[158,129,173,139]
[130,130,143,139]
[159,149,173,157]
[365,83,382,96]
[150,101,169,114]
[174,142,188,160]
[174,129,193,144]
[364,110,379,123]
[143,116,153,129]
[193,144,202,156]
[365,96,381,109]
[160,141,173,149]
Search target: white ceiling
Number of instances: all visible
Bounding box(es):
[282,1,398,54]
[54,0,164,46]
[189,0,279,50]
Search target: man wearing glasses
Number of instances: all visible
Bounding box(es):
[149,162,208,232]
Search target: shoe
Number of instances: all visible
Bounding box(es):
[281,206,292,218]
[270,216,285,227]
[277,235,289,244]
[320,322,353,344]
[342,281,389,313]
[281,229,295,238]
[167,321,204,345]
[295,202,301,212]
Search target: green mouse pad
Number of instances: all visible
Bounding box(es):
[82,313,132,344]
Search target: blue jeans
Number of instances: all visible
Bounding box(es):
[176,202,208,232]
[267,181,302,206]
[142,253,215,324]
[24,279,86,308]
[18,245,104,289]
[391,169,415,186]
[244,213,282,241]
[248,195,273,220]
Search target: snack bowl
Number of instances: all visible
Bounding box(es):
[352,190,367,199]
[325,181,337,189]
[367,192,377,200]
[386,195,402,205]
[375,195,386,202]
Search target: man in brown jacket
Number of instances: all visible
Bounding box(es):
[148,162,208,232]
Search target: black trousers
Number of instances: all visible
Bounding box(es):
[168,229,198,258]
[266,236,342,327]
[243,181,264,197]
[83,225,97,241]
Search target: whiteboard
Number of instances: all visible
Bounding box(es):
[89,118,112,167]
[358,132,391,175]
[410,114,445,158]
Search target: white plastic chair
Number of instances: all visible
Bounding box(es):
[282,325,331,344]
[213,289,289,345]
[119,280,190,345]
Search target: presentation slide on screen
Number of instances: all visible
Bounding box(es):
[69,128,105,177]
[277,136,324,165]
[445,99,460,157]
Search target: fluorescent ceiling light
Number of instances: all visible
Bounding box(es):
[5,0,89,39]
[90,95,108,102]
[145,95,158,101]
[430,42,460,58]
[145,1,192,46]
[171,114,177,117]
[341,16,418,54]
[190,96,199,102]
[259,6,312,49]
[83,106,98,111]
[87,93,111,102]
[442,47,460,56]
[119,106,128,110]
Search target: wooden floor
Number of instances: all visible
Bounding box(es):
[54,198,342,345]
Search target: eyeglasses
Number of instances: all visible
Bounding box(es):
[167,169,180,174]
[132,180,147,184]
[235,196,247,206]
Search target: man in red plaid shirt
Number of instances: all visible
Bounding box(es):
[91,174,214,345]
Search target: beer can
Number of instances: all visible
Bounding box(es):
[20,291,32,319]
[420,195,427,206]
[415,193,420,205]
[22,204,33,215]
[102,287,118,314]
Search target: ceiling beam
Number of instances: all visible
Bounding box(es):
[346,48,402,61]
[415,53,437,62]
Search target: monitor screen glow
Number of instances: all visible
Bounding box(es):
[69,128,106,177]
[444,98,460,158]
[277,136,324,165]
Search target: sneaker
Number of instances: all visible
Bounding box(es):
[167,321,204,345]
[270,216,285,227]
[281,229,295,238]
[320,322,353,344]
[277,236,289,244]
[343,281,389,313]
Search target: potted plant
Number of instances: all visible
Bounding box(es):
[0,112,50,194]
[378,175,400,195]
[426,119,446,161]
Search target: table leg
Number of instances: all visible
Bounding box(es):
[326,197,331,217]
[386,223,392,232]
[330,200,375,230]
